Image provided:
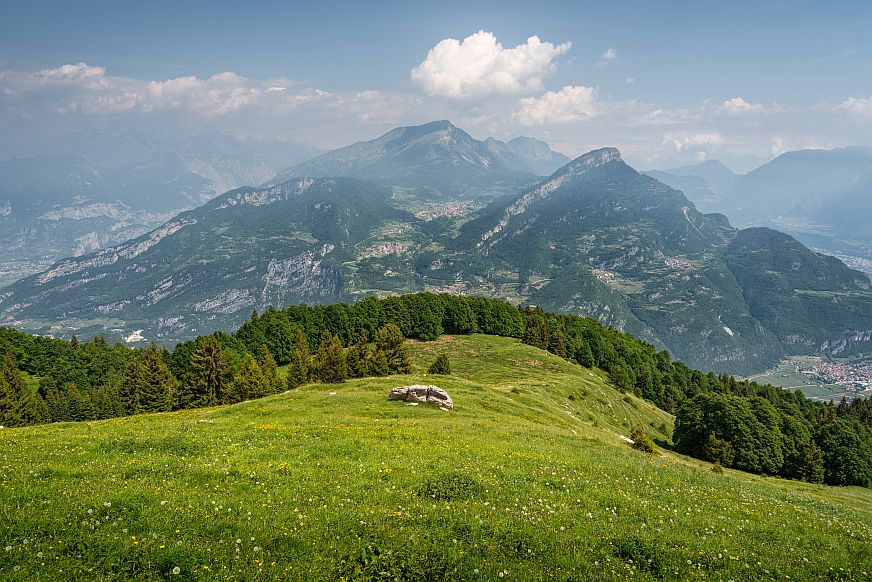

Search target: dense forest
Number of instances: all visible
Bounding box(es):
[1,293,869,487]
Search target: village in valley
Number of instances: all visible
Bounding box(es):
[749,355,872,402]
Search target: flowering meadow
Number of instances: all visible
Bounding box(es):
[1,335,870,580]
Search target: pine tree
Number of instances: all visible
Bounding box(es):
[427,353,451,375]
[120,357,146,414]
[255,345,281,394]
[316,331,347,384]
[227,354,266,404]
[286,331,310,390]
[375,324,411,375]
[0,350,41,427]
[45,388,71,423]
[346,334,372,378]
[369,350,390,377]
[135,342,176,413]
[180,337,233,408]
[798,440,825,484]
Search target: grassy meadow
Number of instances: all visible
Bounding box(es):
[1,335,870,580]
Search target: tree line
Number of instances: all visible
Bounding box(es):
[0,293,869,486]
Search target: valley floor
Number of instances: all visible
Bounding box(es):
[1,336,870,580]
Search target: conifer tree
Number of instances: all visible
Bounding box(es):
[255,344,281,394]
[135,342,176,413]
[180,337,233,408]
[120,356,146,414]
[45,388,71,423]
[316,331,347,384]
[286,331,310,390]
[798,440,825,484]
[227,354,266,403]
[427,353,451,375]
[375,324,411,375]
[0,349,41,426]
[346,334,371,378]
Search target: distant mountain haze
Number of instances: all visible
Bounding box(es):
[3,125,869,375]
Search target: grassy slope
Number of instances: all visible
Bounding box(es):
[1,335,869,581]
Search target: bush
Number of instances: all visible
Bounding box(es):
[629,426,656,454]
[711,462,724,474]
[426,353,451,375]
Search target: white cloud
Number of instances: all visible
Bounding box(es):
[625,76,636,85]
[838,96,872,118]
[717,97,765,116]
[663,132,725,152]
[602,48,618,60]
[514,85,598,127]
[410,30,571,99]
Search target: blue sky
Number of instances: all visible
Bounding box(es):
[1,0,871,170]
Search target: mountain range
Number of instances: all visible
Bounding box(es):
[0,131,319,285]
[648,148,872,274]
[2,121,870,375]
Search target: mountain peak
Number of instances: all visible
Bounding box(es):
[558,147,622,177]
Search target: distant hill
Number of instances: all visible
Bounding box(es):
[506,135,572,176]
[650,149,872,266]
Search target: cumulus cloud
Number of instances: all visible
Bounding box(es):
[410,30,571,99]
[602,48,618,60]
[663,132,725,152]
[717,97,766,116]
[514,85,598,126]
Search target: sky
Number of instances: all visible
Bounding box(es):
[1,0,871,171]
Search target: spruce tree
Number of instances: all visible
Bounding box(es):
[135,342,176,413]
[798,440,825,484]
[286,331,310,390]
[256,345,281,394]
[227,354,266,403]
[45,388,71,423]
[375,324,411,375]
[316,331,347,384]
[181,337,233,408]
[120,357,146,414]
[346,334,371,378]
[427,353,451,375]
[0,350,41,427]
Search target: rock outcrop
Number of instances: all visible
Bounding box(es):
[388,385,453,410]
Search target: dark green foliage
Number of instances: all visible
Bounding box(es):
[815,418,872,486]
[255,345,281,394]
[629,426,656,454]
[346,335,372,379]
[286,331,310,390]
[179,337,233,408]
[703,434,735,467]
[376,324,411,375]
[797,440,825,484]
[426,354,451,375]
[133,342,176,414]
[225,354,266,404]
[0,350,43,427]
[315,331,347,384]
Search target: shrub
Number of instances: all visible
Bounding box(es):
[629,426,656,454]
[426,353,451,375]
[711,462,724,474]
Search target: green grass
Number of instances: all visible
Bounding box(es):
[2,335,870,580]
